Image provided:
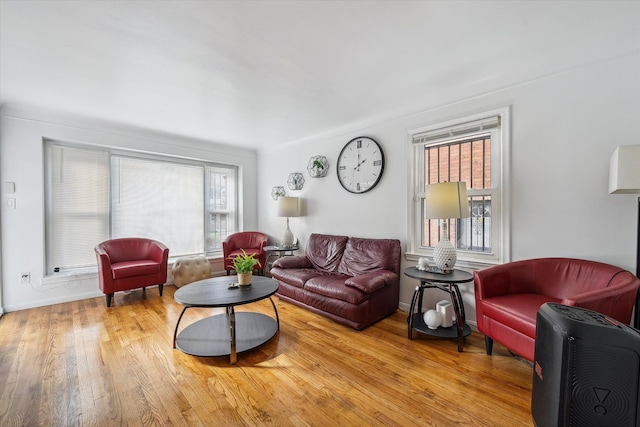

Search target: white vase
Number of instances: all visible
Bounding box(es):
[424,309,442,329]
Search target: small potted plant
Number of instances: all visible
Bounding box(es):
[232,249,260,286]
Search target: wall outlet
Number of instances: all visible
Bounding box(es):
[20,272,30,283]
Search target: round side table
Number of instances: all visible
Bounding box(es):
[404,266,473,352]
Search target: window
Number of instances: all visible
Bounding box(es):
[45,141,238,274]
[408,107,510,266]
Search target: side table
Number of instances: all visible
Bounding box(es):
[404,267,473,352]
[264,245,298,275]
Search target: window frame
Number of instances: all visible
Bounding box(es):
[44,139,239,275]
[407,107,511,268]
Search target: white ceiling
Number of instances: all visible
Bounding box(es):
[1,1,639,150]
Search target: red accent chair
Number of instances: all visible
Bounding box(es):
[95,238,169,307]
[474,258,640,362]
[222,232,268,275]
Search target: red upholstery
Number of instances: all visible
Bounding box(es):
[474,258,640,362]
[95,238,169,307]
[270,233,401,330]
[222,232,268,275]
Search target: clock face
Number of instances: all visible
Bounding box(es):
[337,136,385,194]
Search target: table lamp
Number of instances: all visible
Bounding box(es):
[425,182,470,272]
[277,196,299,247]
[609,144,640,327]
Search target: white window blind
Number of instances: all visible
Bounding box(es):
[412,116,500,145]
[111,156,204,257]
[45,141,239,274]
[47,145,109,271]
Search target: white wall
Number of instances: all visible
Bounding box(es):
[257,53,640,324]
[0,106,258,312]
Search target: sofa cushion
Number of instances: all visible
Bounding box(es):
[272,256,313,269]
[305,234,349,273]
[479,293,561,338]
[345,270,398,293]
[112,260,162,279]
[270,268,320,288]
[338,237,401,276]
[304,274,368,305]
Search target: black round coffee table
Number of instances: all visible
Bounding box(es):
[173,275,279,364]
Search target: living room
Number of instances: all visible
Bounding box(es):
[1,1,640,425]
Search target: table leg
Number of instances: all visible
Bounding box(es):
[451,283,466,324]
[227,306,237,364]
[268,297,280,327]
[173,306,188,349]
[448,283,465,352]
[408,285,421,340]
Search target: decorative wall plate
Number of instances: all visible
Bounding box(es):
[271,186,286,200]
[287,173,305,190]
[307,155,329,178]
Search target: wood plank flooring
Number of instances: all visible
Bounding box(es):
[0,285,533,426]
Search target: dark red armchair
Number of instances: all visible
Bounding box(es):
[95,238,169,307]
[223,232,268,275]
[474,258,640,362]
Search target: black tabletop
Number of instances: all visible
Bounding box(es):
[174,275,279,308]
[404,266,473,284]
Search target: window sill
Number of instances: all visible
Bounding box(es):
[41,268,98,286]
[42,255,224,285]
[404,252,498,272]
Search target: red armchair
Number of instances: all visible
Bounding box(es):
[474,258,640,362]
[222,232,268,275]
[95,238,169,307]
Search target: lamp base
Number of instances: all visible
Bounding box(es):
[281,218,295,247]
[433,238,457,272]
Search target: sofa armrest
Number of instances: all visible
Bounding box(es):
[148,240,169,264]
[561,280,640,322]
[272,255,314,269]
[345,270,398,293]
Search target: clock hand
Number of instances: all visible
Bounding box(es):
[354,159,367,170]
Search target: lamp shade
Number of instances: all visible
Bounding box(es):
[425,182,470,219]
[609,145,640,194]
[277,196,299,217]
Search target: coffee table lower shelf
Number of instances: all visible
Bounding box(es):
[175,312,278,357]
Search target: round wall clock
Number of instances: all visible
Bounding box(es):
[336,136,385,194]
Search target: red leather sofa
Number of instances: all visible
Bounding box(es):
[269,233,401,330]
[222,231,268,275]
[95,238,169,307]
[474,257,640,362]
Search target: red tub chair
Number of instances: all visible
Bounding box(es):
[474,257,640,362]
[223,232,268,276]
[95,238,169,307]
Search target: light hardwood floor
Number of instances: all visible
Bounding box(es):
[0,285,533,426]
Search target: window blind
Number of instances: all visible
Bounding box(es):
[412,116,500,145]
[48,145,109,271]
[111,156,204,257]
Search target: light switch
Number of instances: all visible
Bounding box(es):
[5,182,15,193]
[6,198,15,209]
